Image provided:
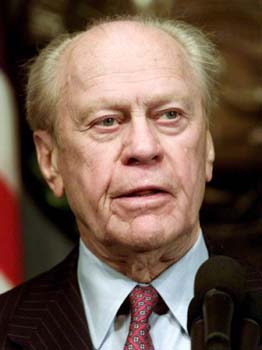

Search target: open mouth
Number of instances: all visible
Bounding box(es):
[122,189,165,197]
[113,187,170,209]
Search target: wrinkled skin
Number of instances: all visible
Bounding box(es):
[34,21,215,282]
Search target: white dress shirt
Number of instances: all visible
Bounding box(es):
[77,231,208,350]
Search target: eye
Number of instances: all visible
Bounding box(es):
[98,117,117,127]
[160,110,179,120]
[154,108,187,133]
[90,115,122,134]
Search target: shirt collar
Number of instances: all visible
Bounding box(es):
[151,231,208,333]
[77,231,208,349]
[77,241,136,349]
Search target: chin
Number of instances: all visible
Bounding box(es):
[111,215,177,251]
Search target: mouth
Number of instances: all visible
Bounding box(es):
[123,189,165,197]
[116,186,168,199]
[111,186,172,211]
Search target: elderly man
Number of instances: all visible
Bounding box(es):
[1,16,259,350]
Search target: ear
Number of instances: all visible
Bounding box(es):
[205,130,215,182]
[33,130,64,197]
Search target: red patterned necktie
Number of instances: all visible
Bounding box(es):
[124,285,159,350]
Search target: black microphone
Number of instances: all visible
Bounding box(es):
[188,256,245,350]
[239,291,262,350]
[187,296,204,350]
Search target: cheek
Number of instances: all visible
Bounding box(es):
[61,142,118,211]
[167,134,207,200]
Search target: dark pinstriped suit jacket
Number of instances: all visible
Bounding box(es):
[0,242,262,349]
[0,247,92,349]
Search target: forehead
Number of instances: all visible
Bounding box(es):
[57,21,201,115]
[61,22,195,87]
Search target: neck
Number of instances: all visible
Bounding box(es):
[107,249,180,282]
[81,230,199,283]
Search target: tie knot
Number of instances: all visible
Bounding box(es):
[129,285,159,321]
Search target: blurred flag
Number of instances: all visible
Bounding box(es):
[0,15,23,293]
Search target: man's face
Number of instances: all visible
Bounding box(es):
[36,22,214,257]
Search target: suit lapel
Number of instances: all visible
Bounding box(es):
[7,247,93,350]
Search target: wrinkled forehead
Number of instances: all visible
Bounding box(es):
[59,21,195,91]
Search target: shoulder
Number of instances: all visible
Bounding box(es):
[0,284,25,328]
[0,246,79,345]
[0,244,79,303]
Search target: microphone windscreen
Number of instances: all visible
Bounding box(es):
[194,256,245,305]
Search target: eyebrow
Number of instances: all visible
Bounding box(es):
[70,91,195,125]
[70,100,128,126]
[142,95,195,113]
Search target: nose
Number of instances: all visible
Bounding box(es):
[121,118,163,166]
